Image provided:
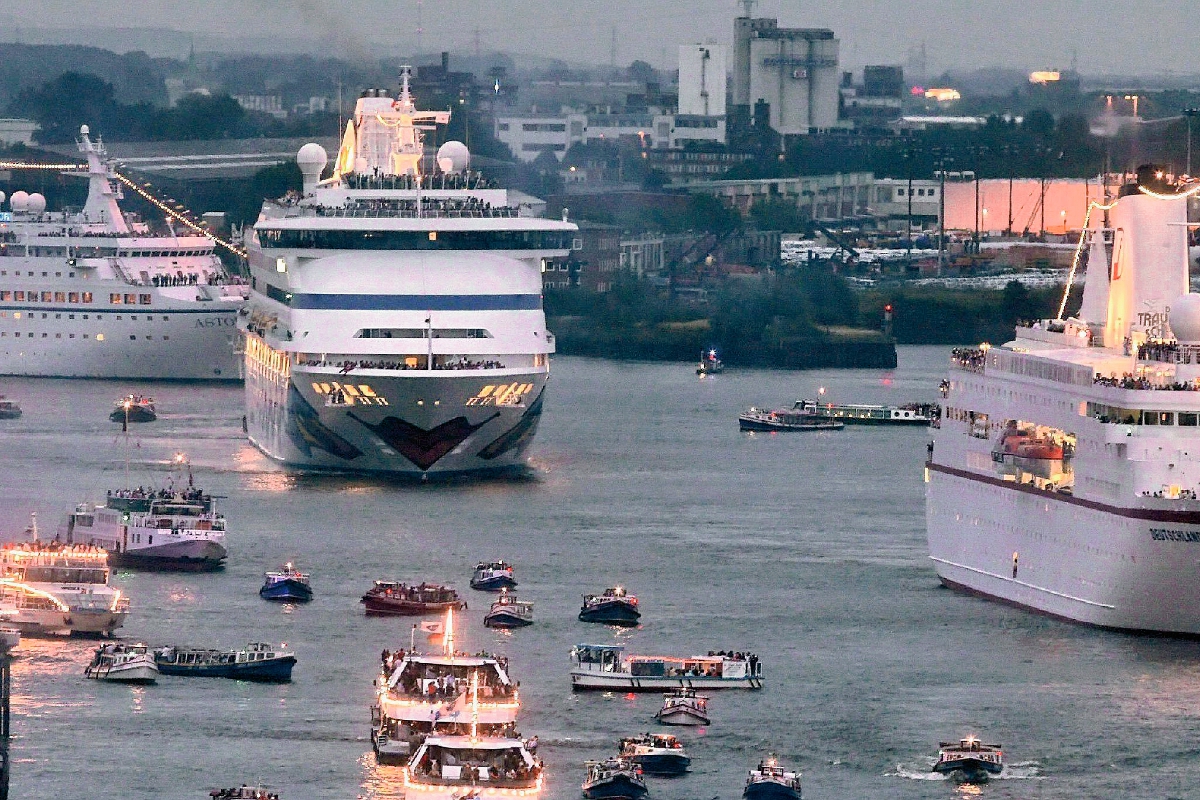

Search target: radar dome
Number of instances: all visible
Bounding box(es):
[437,141,470,174]
[296,142,328,193]
[10,191,29,212]
[26,193,46,214]
[0,192,6,206]
[80,124,89,136]
[1170,293,1200,343]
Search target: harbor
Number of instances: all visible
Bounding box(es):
[0,349,1194,798]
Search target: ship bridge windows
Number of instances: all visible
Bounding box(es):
[261,228,573,251]
[356,328,492,339]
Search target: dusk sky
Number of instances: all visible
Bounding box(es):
[7,0,1199,76]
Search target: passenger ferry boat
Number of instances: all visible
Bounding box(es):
[743,755,801,800]
[582,758,647,800]
[85,642,158,683]
[570,645,763,691]
[403,734,543,800]
[738,407,844,432]
[240,69,576,476]
[64,470,227,571]
[259,563,312,602]
[0,528,128,635]
[110,394,156,423]
[470,560,516,591]
[793,398,936,426]
[0,126,247,380]
[483,589,533,629]
[154,642,295,682]
[361,581,464,615]
[208,786,280,799]
[927,166,1200,634]
[578,586,640,626]
[0,396,21,419]
[618,733,690,776]
[654,687,710,726]
[932,737,1003,783]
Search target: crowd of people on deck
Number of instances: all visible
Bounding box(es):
[210,787,278,799]
[707,650,762,676]
[380,649,516,699]
[1093,373,1200,391]
[1142,488,1198,499]
[413,745,540,784]
[950,347,986,373]
[108,486,210,506]
[295,358,503,373]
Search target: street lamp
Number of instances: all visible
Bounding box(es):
[1124,94,1140,117]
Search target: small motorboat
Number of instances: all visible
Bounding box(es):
[933,736,1003,783]
[655,687,710,726]
[739,407,844,432]
[582,758,647,800]
[85,642,159,684]
[259,562,313,603]
[209,786,280,799]
[743,754,801,800]
[619,733,691,776]
[360,580,466,616]
[110,394,156,423]
[579,586,640,626]
[470,560,517,591]
[0,397,21,419]
[154,642,296,682]
[484,589,534,629]
[697,349,724,375]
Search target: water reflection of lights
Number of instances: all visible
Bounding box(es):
[130,685,145,714]
[167,585,197,604]
[360,751,406,800]
[956,782,983,797]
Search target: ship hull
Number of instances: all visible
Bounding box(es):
[10,608,126,637]
[109,540,227,572]
[570,672,762,691]
[156,655,295,682]
[260,580,312,603]
[246,364,548,476]
[927,463,1200,634]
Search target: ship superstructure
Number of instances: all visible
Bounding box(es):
[0,535,128,636]
[927,165,1200,633]
[0,126,247,379]
[242,68,575,475]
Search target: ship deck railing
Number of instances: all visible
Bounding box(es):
[1137,341,1200,365]
[950,347,986,373]
[283,204,520,220]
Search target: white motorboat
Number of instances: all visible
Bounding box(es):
[743,754,801,800]
[570,644,763,691]
[483,589,533,629]
[655,687,710,726]
[85,642,158,684]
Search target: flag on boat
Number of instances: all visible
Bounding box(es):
[420,620,444,634]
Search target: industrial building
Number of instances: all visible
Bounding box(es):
[732,15,840,136]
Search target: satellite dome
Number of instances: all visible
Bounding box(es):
[0,192,6,206]
[26,193,46,213]
[10,191,29,212]
[80,124,90,136]
[1170,293,1200,343]
[436,140,470,174]
[296,143,328,193]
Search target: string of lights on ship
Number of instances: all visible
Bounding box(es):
[0,160,247,259]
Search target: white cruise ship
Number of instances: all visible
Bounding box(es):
[927,165,1200,634]
[241,69,575,475]
[0,126,247,379]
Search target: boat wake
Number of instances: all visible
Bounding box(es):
[889,759,1041,781]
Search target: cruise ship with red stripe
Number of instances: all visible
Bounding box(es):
[926,165,1200,633]
[241,68,575,475]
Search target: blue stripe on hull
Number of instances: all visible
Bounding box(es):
[156,657,295,682]
[259,580,312,602]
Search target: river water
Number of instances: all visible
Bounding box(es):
[1,347,1198,800]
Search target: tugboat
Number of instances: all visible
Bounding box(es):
[0,397,21,419]
[932,736,1003,783]
[696,349,724,376]
[259,563,312,603]
[582,758,647,800]
[483,589,534,629]
[739,407,844,432]
[618,733,691,776]
[361,581,465,616]
[655,687,710,726]
[85,642,159,684]
[743,755,801,800]
[154,642,296,682]
[470,560,517,591]
[110,394,156,423]
[579,586,640,626]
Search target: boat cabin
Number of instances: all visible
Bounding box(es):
[406,735,542,791]
[386,653,515,700]
[571,644,758,679]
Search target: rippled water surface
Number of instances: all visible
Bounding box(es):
[1,348,1199,799]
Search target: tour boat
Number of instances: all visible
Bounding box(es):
[0,526,128,636]
[738,407,845,432]
[582,758,647,800]
[578,586,640,626]
[697,349,724,376]
[743,755,801,800]
[654,687,710,726]
[618,733,690,776]
[361,581,464,615]
[0,397,21,419]
[792,398,936,426]
[110,394,156,423]
[154,642,296,682]
[403,734,544,800]
[209,787,280,799]
[483,590,533,629]
[85,642,159,684]
[570,645,763,691]
[65,458,227,571]
[259,563,313,603]
[932,737,1003,783]
[470,560,517,591]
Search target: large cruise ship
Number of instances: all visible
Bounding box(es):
[0,126,247,379]
[241,69,575,475]
[927,165,1200,634]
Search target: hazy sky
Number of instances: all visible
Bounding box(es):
[12,1,1200,76]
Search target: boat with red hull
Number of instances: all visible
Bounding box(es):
[361,581,466,616]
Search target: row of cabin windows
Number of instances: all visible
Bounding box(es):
[1,291,94,303]
[0,271,76,278]
[0,249,213,258]
[0,311,171,321]
[1087,402,1200,426]
[0,331,169,341]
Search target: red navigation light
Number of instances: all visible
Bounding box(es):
[884,304,893,313]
